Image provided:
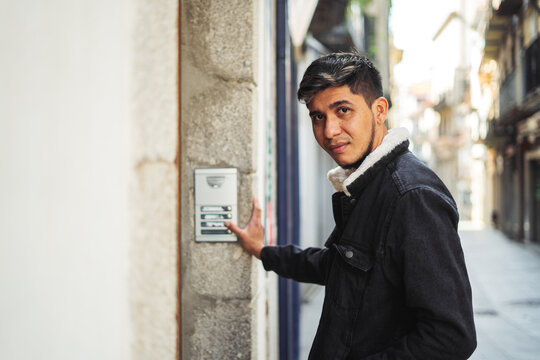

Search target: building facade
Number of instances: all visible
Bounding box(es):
[391,0,489,224]
[481,0,540,242]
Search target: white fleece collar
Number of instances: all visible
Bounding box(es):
[327,127,410,196]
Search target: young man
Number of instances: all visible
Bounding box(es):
[226,53,477,359]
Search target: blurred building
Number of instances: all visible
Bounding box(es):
[480,0,540,242]
[391,0,488,223]
[430,1,489,223]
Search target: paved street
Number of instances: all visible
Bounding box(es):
[300,223,540,359]
[461,223,540,360]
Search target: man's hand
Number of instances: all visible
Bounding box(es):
[225,197,265,259]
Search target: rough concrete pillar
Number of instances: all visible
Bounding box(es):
[130,0,180,359]
[180,0,261,359]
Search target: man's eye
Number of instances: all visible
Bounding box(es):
[312,114,324,121]
[339,107,349,114]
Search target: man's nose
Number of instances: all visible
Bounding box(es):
[324,115,341,139]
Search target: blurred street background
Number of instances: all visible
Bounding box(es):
[1,0,539,359]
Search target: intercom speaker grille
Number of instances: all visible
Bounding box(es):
[206,176,225,188]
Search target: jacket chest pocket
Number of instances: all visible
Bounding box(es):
[327,244,374,310]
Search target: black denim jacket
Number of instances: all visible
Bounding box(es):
[261,142,477,359]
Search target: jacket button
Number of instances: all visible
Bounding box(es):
[350,198,357,205]
[345,250,353,259]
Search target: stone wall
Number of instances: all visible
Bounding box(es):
[130,0,180,359]
[180,0,261,359]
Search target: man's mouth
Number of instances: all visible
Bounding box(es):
[328,142,348,154]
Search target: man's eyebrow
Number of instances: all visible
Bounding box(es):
[308,110,322,117]
[309,100,353,117]
[329,100,353,109]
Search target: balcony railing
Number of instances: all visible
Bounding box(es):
[499,69,516,116]
[525,36,540,95]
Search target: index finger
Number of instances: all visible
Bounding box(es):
[252,195,261,216]
[224,221,242,236]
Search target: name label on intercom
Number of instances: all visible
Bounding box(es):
[194,168,237,242]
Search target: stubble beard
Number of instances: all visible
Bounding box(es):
[341,115,376,170]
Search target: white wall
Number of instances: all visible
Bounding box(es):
[0,1,132,359]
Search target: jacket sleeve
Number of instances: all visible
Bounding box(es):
[364,188,477,360]
[260,245,330,285]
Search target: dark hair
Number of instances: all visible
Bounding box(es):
[297,52,383,106]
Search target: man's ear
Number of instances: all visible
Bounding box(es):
[372,97,389,124]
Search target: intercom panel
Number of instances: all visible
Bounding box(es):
[194,168,237,242]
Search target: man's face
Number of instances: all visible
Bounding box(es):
[307,85,377,168]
